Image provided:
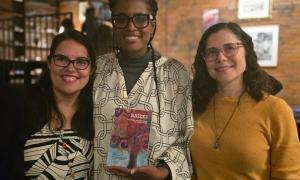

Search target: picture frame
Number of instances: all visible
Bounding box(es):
[238,0,272,19]
[242,25,279,67]
[202,9,219,32]
[78,1,89,23]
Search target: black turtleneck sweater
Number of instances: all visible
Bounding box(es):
[118,49,161,93]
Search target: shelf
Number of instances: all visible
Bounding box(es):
[26,1,58,15]
[0,0,13,12]
[1,1,64,86]
[0,60,47,86]
[26,46,49,50]
[1,10,71,63]
[0,60,46,66]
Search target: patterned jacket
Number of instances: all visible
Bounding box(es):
[93,52,194,180]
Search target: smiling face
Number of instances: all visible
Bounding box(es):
[112,0,155,58]
[48,39,91,97]
[205,29,246,90]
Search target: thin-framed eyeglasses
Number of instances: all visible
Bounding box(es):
[202,42,244,62]
[112,13,154,29]
[52,54,90,70]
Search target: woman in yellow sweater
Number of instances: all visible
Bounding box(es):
[190,22,300,179]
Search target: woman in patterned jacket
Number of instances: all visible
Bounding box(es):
[93,0,194,179]
[23,29,96,179]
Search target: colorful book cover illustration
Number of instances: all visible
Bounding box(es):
[107,108,152,168]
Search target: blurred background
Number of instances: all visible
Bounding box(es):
[0,0,299,135]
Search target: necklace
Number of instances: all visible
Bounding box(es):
[59,130,75,178]
[212,91,244,150]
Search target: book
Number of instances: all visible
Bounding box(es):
[106,108,152,168]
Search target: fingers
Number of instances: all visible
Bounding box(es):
[131,166,167,180]
[130,166,169,180]
[105,165,169,180]
[108,169,130,177]
[130,166,153,180]
[105,166,131,177]
[106,165,131,172]
[131,166,152,174]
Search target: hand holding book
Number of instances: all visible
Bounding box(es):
[106,165,170,180]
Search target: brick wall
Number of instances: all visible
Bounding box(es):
[153,0,300,106]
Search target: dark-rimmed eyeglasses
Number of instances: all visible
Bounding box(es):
[52,54,90,70]
[202,42,244,62]
[112,13,154,29]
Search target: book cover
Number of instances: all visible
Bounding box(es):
[106,108,152,168]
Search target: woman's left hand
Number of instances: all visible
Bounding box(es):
[106,166,131,177]
[106,165,170,180]
[130,165,170,180]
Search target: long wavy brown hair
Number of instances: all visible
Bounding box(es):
[192,22,282,114]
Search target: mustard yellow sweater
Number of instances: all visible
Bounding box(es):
[190,93,300,180]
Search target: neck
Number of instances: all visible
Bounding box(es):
[53,89,79,129]
[217,79,245,98]
[119,48,149,59]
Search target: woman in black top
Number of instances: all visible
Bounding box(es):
[1,29,96,179]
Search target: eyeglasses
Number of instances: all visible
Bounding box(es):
[52,54,90,70]
[112,13,154,29]
[202,42,244,62]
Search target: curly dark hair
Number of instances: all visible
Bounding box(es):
[109,0,158,18]
[192,22,282,114]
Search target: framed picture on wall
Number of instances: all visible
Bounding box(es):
[242,25,279,67]
[79,2,89,22]
[238,0,272,19]
[202,9,219,32]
